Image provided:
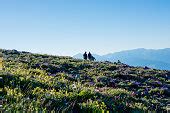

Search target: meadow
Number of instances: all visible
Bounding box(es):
[0,49,169,112]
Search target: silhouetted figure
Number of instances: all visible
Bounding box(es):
[88,52,92,60]
[88,52,96,61]
[83,52,87,60]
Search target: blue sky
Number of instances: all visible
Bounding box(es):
[0,0,170,56]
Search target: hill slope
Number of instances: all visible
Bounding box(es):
[74,48,170,70]
[0,49,169,112]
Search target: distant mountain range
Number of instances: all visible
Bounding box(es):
[73,48,170,70]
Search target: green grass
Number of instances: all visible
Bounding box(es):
[0,49,169,112]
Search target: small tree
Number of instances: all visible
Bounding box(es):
[118,60,121,64]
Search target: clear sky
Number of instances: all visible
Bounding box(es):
[0,0,170,56]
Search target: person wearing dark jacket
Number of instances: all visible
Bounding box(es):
[83,52,87,60]
[88,52,92,60]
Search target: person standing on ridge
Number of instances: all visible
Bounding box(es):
[83,52,87,60]
[88,52,92,60]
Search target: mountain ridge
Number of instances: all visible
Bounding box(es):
[73,48,170,70]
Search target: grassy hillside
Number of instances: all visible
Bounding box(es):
[0,49,169,112]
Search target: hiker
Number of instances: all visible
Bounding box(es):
[88,52,92,60]
[83,52,87,60]
[88,52,96,61]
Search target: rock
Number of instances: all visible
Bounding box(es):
[144,66,150,69]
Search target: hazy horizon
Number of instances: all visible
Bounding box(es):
[1,47,170,57]
[0,0,170,56]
